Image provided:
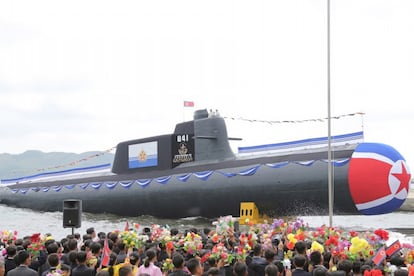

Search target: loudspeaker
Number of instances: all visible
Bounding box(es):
[63,199,82,228]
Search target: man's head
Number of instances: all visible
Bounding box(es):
[337,260,352,276]
[17,250,31,266]
[86,227,96,238]
[47,253,60,268]
[264,249,276,262]
[6,246,17,257]
[233,262,248,276]
[253,244,262,257]
[172,254,185,269]
[129,252,140,266]
[76,251,88,264]
[187,258,203,276]
[90,242,102,255]
[310,251,323,266]
[265,264,279,276]
[119,265,134,276]
[293,255,307,269]
[295,241,306,255]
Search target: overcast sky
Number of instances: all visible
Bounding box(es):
[0,0,413,168]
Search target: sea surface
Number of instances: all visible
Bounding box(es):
[0,204,413,244]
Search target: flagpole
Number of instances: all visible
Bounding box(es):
[327,0,334,227]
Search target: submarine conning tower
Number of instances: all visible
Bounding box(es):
[111,109,235,174]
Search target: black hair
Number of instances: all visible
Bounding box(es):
[117,240,126,251]
[313,267,328,276]
[47,243,59,254]
[172,253,185,269]
[47,253,60,267]
[144,250,157,268]
[207,267,220,276]
[83,234,92,241]
[187,258,201,275]
[233,262,248,276]
[310,251,322,266]
[360,265,371,275]
[119,265,133,276]
[69,251,78,265]
[394,269,409,276]
[273,261,284,274]
[390,256,406,267]
[253,244,262,256]
[6,245,17,257]
[77,251,88,263]
[67,239,78,251]
[90,242,102,254]
[60,263,71,272]
[264,249,276,261]
[108,253,118,276]
[337,260,352,275]
[98,232,107,239]
[74,233,81,239]
[295,241,306,254]
[129,252,140,266]
[17,250,30,265]
[293,255,307,268]
[265,264,279,276]
[352,261,362,274]
[86,227,95,235]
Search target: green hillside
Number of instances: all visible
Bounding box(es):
[0,150,114,180]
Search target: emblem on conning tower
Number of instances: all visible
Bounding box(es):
[138,150,147,162]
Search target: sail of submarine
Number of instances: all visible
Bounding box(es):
[0,109,411,218]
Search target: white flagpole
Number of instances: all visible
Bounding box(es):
[327,0,334,227]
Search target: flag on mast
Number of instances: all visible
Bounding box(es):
[184,101,195,107]
[101,237,111,267]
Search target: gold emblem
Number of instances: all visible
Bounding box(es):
[138,150,147,162]
[178,143,188,155]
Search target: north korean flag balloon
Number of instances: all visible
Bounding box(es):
[348,143,411,215]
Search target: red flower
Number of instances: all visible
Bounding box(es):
[166,241,174,251]
[349,231,358,237]
[30,233,41,243]
[287,241,295,250]
[325,236,339,247]
[200,253,211,263]
[374,229,389,241]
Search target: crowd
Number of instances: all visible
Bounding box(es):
[1,216,414,276]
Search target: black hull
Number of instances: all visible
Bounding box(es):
[0,149,356,218]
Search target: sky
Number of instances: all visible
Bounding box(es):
[0,0,413,169]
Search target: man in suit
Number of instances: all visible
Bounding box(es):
[292,255,311,276]
[71,251,95,276]
[7,251,37,276]
[168,254,190,276]
[4,246,17,276]
[41,254,60,276]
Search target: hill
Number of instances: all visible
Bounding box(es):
[0,150,115,180]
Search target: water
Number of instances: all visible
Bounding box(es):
[0,204,413,244]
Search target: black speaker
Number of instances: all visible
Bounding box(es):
[63,199,82,228]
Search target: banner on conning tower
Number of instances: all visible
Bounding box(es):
[172,134,195,168]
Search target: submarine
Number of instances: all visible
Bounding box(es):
[0,109,411,218]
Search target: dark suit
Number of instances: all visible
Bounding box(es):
[292,268,312,276]
[71,264,95,276]
[248,256,267,276]
[7,265,38,276]
[168,270,191,276]
[4,257,17,276]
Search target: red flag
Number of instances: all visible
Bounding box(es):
[184,101,194,107]
[124,221,129,232]
[372,246,386,266]
[386,240,402,257]
[101,237,111,267]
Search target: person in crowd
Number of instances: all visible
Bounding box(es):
[86,228,98,242]
[4,246,17,276]
[62,239,79,265]
[0,255,5,276]
[248,244,267,276]
[234,262,248,276]
[7,251,37,276]
[292,255,311,276]
[116,242,127,264]
[168,254,189,276]
[309,251,326,274]
[186,259,203,276]
[337,260,352,276]
[71,251,95,276]
[119,265,135,276]
[265,264,279,276]
[138,250,162,276]
[41,253,60,276]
